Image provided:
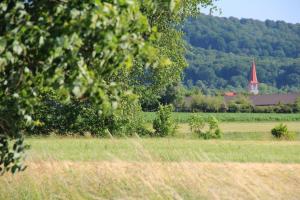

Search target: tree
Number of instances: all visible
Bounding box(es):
[122,0,215,109]
[0,0,155,174]
[183,14,300,92]
[0,0,216,174]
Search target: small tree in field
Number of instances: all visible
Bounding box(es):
[206,116,222,139]
[188,114,205,134]
[153,105,176,137]
[189,115,222,139]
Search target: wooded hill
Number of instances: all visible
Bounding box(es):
[183,14,300,93]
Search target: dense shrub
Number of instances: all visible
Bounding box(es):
[188,114,205,134]
[253,106,275,113]
[29,90,149,137]
[188,114,222,139]
[227,95,253,113]
[204,116,222,139]
[271,124,295,140]
[152,105,176,137]
[293,98,300,112]
[274,104,294,113]
[190,94,224,112]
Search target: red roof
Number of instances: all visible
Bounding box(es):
[224,92,237,97]
[250,60,258,84]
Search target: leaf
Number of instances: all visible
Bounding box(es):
[12,41,23,55]
[0,37,6,54]
[72,85,83,98]
[39,36,45,47]
[0,2,8,11]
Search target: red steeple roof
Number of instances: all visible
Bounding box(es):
[250,60,258,84]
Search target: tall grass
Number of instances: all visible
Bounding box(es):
[2,161,300,200]
[1,138,300,199]
[26,138,300,163]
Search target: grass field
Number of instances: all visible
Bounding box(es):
[144,112,300,122]
[26,138,300,163]
[1,135,300,200]
[1,119,300,199]
[175,121,300,139]
[1,161,300,200]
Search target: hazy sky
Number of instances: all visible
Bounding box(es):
[201,0,300,24]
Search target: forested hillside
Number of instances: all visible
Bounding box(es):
[183,15,300,93]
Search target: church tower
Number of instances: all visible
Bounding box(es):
[248,60,259,95]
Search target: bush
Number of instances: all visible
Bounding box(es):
[205,116,222,139]
[152,105,176,137]
[227,95,253,113]
[253,106,275,113]
[275,104,294,113]
[190,94,224,112]
[271,124,295,140]
[188,115,222,139]
[188,114,205,134]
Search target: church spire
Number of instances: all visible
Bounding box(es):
[248,59,259,95]
[250,59,258,84]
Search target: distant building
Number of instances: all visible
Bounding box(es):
[223,60,300,107]
[224,92,237,97]
[248,60,259,95]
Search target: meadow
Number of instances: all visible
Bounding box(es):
[1,116,300,200]
[3,1,300,199]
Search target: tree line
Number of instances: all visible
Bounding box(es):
[183,14,300,92]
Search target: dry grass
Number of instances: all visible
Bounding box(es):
[1,161,300,200]
[2,128,300,199]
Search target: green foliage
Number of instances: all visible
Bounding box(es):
[0,0,216,173]
[188,114,222,139]
[179,92,299,114]
[190,94,225,112]
[0,0,167,174]
[271,124,288,138]
[227,95,253,113]
[30,90,148,137]
[271,124,295,140]
[0,136,29,174]
[202,116,222,139]
[183,14,300,92]
[293,97,300,112]
[128,0,215,110]
[153,105,176,137]
[188,114,205,134]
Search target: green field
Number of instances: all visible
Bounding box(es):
[26,137,300,163]
[174,121,300,139]
[144,112,300,123]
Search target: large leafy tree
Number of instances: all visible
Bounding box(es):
[0,0,215,174]
[0,0,155,174]
[118,0,215,109]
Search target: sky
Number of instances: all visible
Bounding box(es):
[201,0,300,24]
